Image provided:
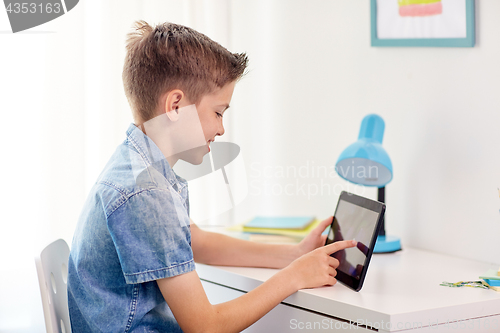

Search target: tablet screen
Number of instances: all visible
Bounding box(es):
[325,192,385,291]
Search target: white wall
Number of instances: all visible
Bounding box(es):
[226,0,500,266]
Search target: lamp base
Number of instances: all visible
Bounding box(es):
[373,235,401,253]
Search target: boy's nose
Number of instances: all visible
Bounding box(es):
[218,123,225,136]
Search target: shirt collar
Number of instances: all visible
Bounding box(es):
[125,123,187,189]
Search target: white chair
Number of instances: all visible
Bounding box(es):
[35,239,72,333]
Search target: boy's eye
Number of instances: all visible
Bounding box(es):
[216,112,223,118]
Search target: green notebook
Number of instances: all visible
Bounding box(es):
[244,216,315,230]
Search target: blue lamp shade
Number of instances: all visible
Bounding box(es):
[336,114,393,187]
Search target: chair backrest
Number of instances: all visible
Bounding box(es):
[35,239,72,333]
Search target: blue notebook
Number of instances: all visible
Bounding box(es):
[244,216,315,230]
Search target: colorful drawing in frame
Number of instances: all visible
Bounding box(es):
[398,0,443,17]
[371,0,475,47]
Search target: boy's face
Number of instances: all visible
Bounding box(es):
[173,81,235,165]
[197,81,235,151]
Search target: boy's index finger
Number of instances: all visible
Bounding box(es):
[323,240,357,255]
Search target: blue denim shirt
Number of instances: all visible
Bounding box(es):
[68,124,194,332]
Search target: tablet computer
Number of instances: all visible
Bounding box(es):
[325,191,386,292]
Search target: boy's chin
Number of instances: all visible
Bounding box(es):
[174,146,208,165]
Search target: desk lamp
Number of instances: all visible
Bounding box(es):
[336,114,401,253]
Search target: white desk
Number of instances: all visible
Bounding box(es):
[197,248,500,332]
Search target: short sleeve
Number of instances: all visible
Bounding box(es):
[107,188,194,284]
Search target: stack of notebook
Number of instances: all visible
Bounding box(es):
[227,216,319,243]
[480,268,500,292]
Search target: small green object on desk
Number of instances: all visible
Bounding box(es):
[440,281,489,289]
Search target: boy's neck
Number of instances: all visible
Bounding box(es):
[135,123,179,168]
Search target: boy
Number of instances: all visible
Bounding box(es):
[67,21,355,333]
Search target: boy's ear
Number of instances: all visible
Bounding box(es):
[164,89,184,122]
[164,89,184,110]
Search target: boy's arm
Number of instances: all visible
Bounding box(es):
[158,240,355,333]
[190,217,332,269]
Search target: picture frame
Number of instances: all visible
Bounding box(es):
[371,0,475,47]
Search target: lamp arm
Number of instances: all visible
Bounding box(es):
[377,187,386,237]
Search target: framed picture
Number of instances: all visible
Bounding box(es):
[371,0,475,47]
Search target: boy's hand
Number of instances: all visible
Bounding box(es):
[294,216,333,258]
[283,239,357,290]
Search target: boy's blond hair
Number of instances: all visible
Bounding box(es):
[123,21,248,123]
